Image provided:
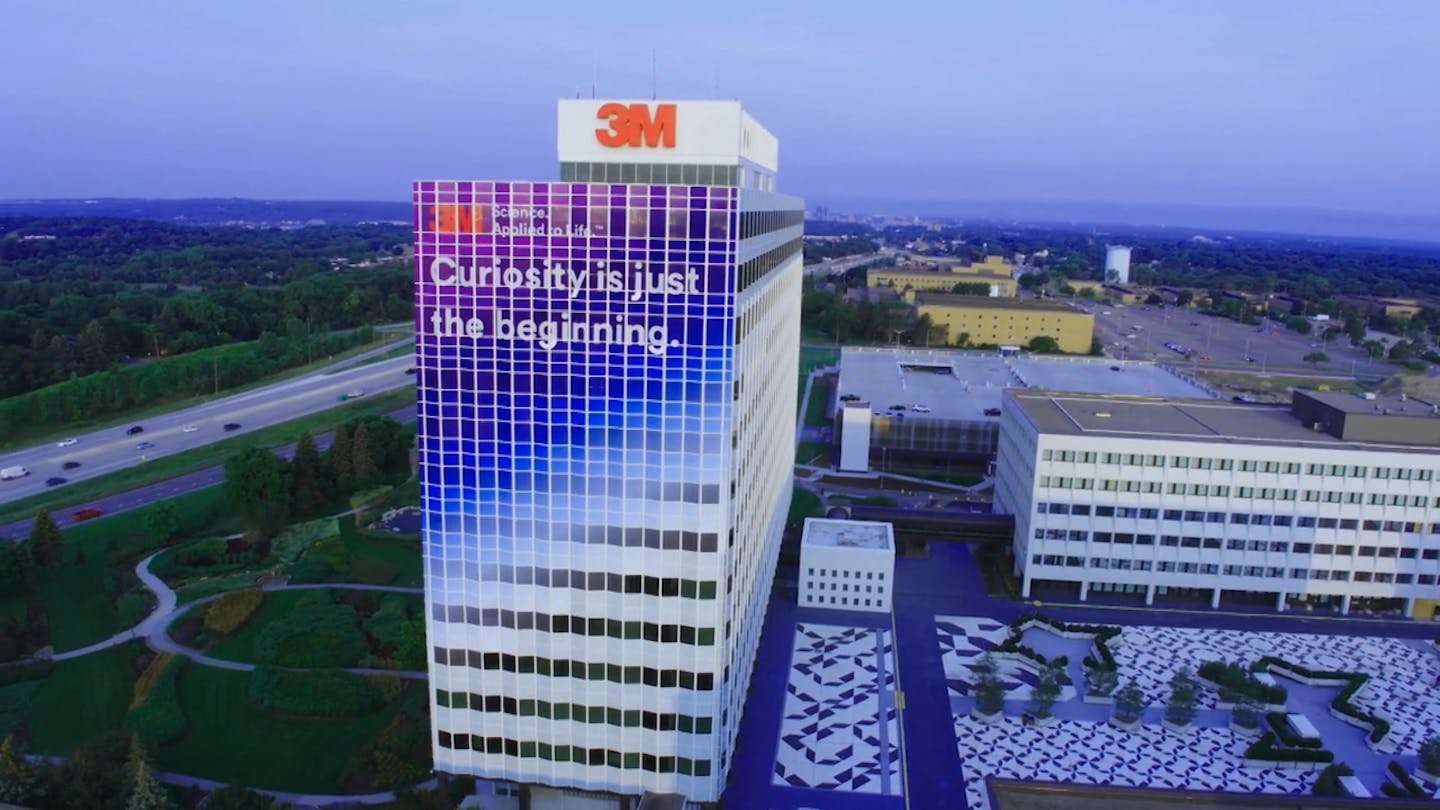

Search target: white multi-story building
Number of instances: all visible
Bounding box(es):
[995,389,1440,618]
[415,99,803,806]
[798,518,896,613]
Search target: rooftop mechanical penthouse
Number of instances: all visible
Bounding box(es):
[414,99,803,806]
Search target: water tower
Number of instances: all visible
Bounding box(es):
[1105,245,1132,285]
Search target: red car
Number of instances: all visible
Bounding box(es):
[71,507,103,522]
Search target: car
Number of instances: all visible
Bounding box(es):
[1101,311,1112,315]
[72,507,103,522]
[1309,342,1321,348]
[44,476,67,487]
[911,405,932,413]
[839,393,860,402]
[888,404,907,411]
[1109,365,1122,371]
[56,438,78,448]
[223,422,242,432]
[404,367,417,375]
[347,389,365,398]
[136,441,155,450]
[61,461,81,470]
[983,408,1002,417]
[1190,321,1201,326]
[1125,333,1138,339]
[1232,396,1248,403]
[126,425,144,435]
[182,424,199,433]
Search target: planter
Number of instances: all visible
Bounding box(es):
[1243,758,1325,772]
[1230,721,1263,739]
[1083,694,1114,705]
[971,708,1003,724]
[1030,714,1058,728]
[1108,715,1141,732]
[1414,769,1440,787]
[1163,720,1193,734]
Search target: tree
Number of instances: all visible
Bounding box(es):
[1112,680,1146,725]
[954,331,972,349]
[1303,351,1330,367]
[1165,666,1199,727]
[28,509,64,570]
[1089,337,1105,357]
[349,421,380,488]
[1144,293,1163,305]
[1017,272,1047,291]
[1362,339,1386,358]
[329,425,354,493]
[1285,315,1313,335]
[1029,660,1065,719]
[913,314,934,346]
[971,653,1007,717]
[1175,289,1195,308]
[950,281,991,296]
[126,735,171,810]
[1388,340,1414,361]
[1077,286,1097,300]
[1084,664,1118,698]
[1231,694,1261,731]
[397,619,428,671]
[223,448,294,536]
[0,734,38,807]
[290,431,328,516]
[49,731,129,810]
[143,501,179,543]
[1027,335,1061,354]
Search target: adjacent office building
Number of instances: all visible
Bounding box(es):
[415,99,804,805]
[869,255,1017,297]
[913,295,1095,354]
[798,518,896,613]
[995,389,1440,619]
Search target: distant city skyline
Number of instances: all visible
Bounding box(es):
[3,1,1439,225]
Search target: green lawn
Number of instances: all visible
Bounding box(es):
[157,666,420,793]
[0,679,44,739]
[25,642,141,753]
[344,533,422,587]
[0,386,417,527]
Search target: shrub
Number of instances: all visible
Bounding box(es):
[1253,656,1389,745]
[130,652,177,710]
[1112,680,1146,724]
[252,592,366,667]
[125,655,187,744]
[367,673,405,703]
[116,588,155,628]
[1312,762,1354,796]
[971,653,1006,716]
[1387,761,1427,797]
[1231,695,1261,730]
[249,666,382,718]
[271,518,339,564]
[204,588,264,636]
[1198,659,1287,705]
[1165,667,1199,727]
[364,595,412,654]
[1029,660,1064,719]
[1244,733,1334,764]
[1420,737,1440,775]
[285,559,338,584]
[1084,663,1118,697]
[304,534,351,574]
[1265,712,1323,748]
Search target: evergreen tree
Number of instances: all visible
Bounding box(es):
[1112,680,1146,725]
[1029,660,1065,719]
[290,431,328,516]
[350,421,379,487]
[971,653,1007,717]
[0,734,38,807]
[1165,666,1200,727]
[125,734,171,810]
[329,424,354,494]
[12,541,35,590]
[29,509,64,570]
[222,448,294,537]
[143,502,179,543]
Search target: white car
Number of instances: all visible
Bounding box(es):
[182,424,199,433]
[347,389,365,398]
[56,438,78,448]
[912,405,932,413]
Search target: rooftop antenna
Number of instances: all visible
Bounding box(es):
[591,49,597,98]
[651,49,657,100]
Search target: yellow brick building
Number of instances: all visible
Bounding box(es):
[869,256,1017,297]
[914,294,1095,354]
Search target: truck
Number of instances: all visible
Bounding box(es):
[1,466,30,481]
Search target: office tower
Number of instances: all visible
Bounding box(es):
[414,100,804,805]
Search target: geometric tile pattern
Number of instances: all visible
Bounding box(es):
[954,714,1313,810]
[937,616,1078,704]
[774,623,900,794]
[1110,626,1440,753]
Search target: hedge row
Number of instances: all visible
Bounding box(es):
[253,592,367,668]
[1311,763,1354,796]
[1198,660,1287,705]
[249,666,383,718]
[125,655,188,744]
[1013,613,1123,673]
[364,595,412,653]
[1251,656,1390,745]
[1386,760,1427,797]
[204,588,265,636]
[1244,732,1335,764]
[1264,712,1323,749]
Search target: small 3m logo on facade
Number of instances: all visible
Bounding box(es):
[428,205,485,234]
[594,102,677,149]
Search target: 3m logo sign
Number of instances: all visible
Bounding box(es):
[428,205,484,234]
[595,102,677,149]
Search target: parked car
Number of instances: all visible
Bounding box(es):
[223,423,241,432]
[56,438,78,448]
[45,477,67,487]
[127,425,144,435]
[61,461,81,470]
[72,507,103,521]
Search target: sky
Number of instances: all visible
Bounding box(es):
[3,0,1439,223]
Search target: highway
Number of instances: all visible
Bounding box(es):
[0,343,416,506]
[803,249,893,277]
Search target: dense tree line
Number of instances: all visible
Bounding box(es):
[0,217,412,399]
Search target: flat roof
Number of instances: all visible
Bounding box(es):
[802,518,893,550]
[913,294,1076,312]
[1298,388,1440,419]
[1008,390,1440,454]
[838,347,1213,422]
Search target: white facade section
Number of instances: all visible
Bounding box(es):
[838,403,872,472]
[1104,245,1132,285]
[995,392,1440,615]
[558,99,778,173]
[799,519,896,613]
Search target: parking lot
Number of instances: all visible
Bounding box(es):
[1087,304,1385,379]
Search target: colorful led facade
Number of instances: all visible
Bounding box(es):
[416,100,802,804]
